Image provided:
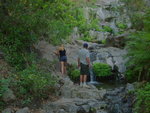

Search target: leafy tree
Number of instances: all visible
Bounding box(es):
[124,1,150,81]
[0,0,86,70]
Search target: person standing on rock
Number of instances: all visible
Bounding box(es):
[77,43,91,87]
[54,44,67,75]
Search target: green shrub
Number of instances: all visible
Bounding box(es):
[0,78,11,111]
[101,39,106,44]
[116,23,127,29]
[81,36,95,42]
[125,31,150,81]
[134,83,150,113]
[103,26,113,33]
[70,69,80,80]
[68,64,80,82]
[93,63,112,77]
[14,64,56,100]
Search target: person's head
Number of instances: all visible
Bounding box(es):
[83,43,88,49]
[59,44,64,51]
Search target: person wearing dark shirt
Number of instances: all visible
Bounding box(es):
[54,45,67,75]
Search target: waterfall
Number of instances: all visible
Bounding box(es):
[88,67,100,85]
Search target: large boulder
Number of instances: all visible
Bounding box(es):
[43,98,108,113]
[90,47,127,73]
[60,77,106,99]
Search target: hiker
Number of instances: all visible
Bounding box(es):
[77,43,91,87]
[54,44,67,75]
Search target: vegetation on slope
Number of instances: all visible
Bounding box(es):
[123,0,150,113]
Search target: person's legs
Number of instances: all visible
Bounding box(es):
[83,75,87,83]
[80,75,84,86]
[60,61,64,74]
[64,62,67,74]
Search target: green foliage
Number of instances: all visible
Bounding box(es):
[93,63,112,77]
[0,78,11,111]
[125,31,150,81]
[81,36,96,42]
[134,83,150,113]
[116,23,127,29]
[124,0,150,81]
[68,64,80,81]
[122,0,149,30]
[14,64,56,99]
[101,39,106,44]
[102,26,113,33]
[0,78,10,98]
[125,10,150,81]
[0,0,87,70]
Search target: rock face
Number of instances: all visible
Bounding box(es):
[90,46,127,73]
[59,77,106,99]
[42,77,134,113]
[35,40,127,74]
[43,98,107,113]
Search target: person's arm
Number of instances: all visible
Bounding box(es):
[78,57,80,68]
[77,51,80,68]
[86,57,90,66]
[54,49,59,56]
[86,51,91,67]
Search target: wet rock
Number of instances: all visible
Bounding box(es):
[91,47,127,73]
[126,83,135,92]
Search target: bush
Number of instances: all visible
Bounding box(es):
[116,23,127,29]
[0,78,10,111]
[103,26,113,33]
[68,64,80,82]
[93,63,112,77]
[13,64,56,102]
[134,83,150,113]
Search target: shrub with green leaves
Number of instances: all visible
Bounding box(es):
[123,0,150,81]
[116,23,127,29]
[70,69,80,80]
[103,26,113,33]
[134,83,150,113]
[0,78,11,111]
[68,64,80,82]
[14,64,56,100]
[93,63,112,77]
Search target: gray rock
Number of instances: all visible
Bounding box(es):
[43,98,108,113]
[2,88,16,102]
[2,108,12,113]
[16,107,30,113]
[126,83,135,92]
